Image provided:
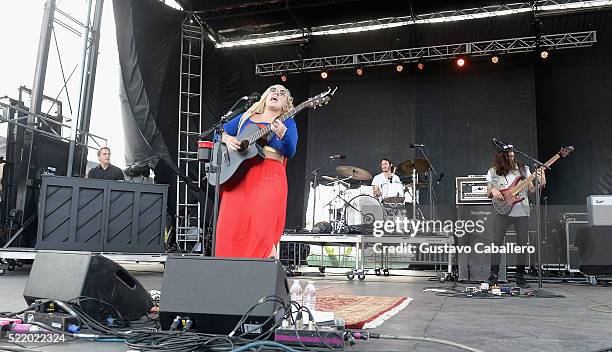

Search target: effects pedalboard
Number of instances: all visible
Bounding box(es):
[21,300,79,332]
[465,283,521,297]
[273,317,373,348]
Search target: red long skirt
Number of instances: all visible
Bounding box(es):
[215,158,288,258]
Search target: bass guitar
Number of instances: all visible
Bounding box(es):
[491,146,574,214]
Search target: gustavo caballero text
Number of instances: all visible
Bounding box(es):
[373,242,535,254]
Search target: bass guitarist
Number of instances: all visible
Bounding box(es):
[485,148,545,287]
[216,84,298,258]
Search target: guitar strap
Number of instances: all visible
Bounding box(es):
[237,112,250,132]
[518,164,526,178]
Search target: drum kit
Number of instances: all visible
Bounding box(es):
[314,159,432,233]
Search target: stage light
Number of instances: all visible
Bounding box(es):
[280,73,287,82]
[417,62,424,71]
[320,70,328,79]
[540,50,549,59]
[456,57,466,67]
[491,55,499,64]
[396,63,404,72]
[356,67,364,76]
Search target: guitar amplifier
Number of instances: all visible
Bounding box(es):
[587,195,612,226]
[456,176,491,205]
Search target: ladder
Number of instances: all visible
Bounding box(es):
[176,13,204,251]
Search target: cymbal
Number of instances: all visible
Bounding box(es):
[322,175,339,182]
[404,182,428,188]
[336,166,373,181]
[396,159,430,175]
[383,196,405,203]
[321,175,350,188]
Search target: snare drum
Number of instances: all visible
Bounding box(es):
[381,182,405,203]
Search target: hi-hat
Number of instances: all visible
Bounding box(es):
[322,175,339,182]
[335,166,373,181]
[396,159,430,175]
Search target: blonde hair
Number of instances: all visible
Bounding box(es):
[238,85,294,130]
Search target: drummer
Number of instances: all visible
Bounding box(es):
[372,158,401,200]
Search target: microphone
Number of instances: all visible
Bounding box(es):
[246,92,261,104]
[492,138,513,150]
[329,154,346,160]
[410,144,425,148]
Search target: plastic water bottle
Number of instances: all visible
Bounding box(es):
[290,279,303,305]
[290,280,303,326]
[303,281,317,324]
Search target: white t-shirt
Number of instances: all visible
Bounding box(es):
[486,166,531,217]
[372,173,402,199]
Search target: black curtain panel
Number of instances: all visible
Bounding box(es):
[535,10,612,206]
[113,0,183,218]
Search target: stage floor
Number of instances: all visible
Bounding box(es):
[1,265,611,352]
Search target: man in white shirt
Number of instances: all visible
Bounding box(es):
[372,158,401,200]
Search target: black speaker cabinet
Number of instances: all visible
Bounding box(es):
[159,256,290,336]
[457,206,507,282]
[23,252,153,321]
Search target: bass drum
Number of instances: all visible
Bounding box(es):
[344,195,384,226]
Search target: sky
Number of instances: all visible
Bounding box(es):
[0,0,179,168]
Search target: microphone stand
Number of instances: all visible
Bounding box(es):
[500,140,551,295]
[200,98,250,256]
[415,145,440,220]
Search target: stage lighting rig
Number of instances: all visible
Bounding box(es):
[356,66,364,76]
[417,62,424,71]
[456,57,466,67]
[491,55,500,64]
[320,70,329,79]
[395,63,404,72]
[280,73,287,82]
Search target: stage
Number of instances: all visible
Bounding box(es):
[1,264,611,352]
[2,0,612,351]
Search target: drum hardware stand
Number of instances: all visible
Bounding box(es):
[402,168,424,220]
[322,176,364,234]
[413,145,441,220]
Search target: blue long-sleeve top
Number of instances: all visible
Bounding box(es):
[221,113,298,158]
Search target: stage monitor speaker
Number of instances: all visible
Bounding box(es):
[159,256,290,336]
[23,252,153,321]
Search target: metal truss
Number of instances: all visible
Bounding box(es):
[0,101,107,151]
[255,31,596,76]
[214,0,611,48]
[176,13,205,252]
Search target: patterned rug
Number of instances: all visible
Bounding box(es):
[316,294,412,329]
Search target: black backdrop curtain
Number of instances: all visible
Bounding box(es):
[115,1,612,230]
[113,0,182,218]
[535,11,612,205]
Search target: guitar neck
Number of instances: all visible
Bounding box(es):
[511,153,559,195]
[247,105,307,144]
